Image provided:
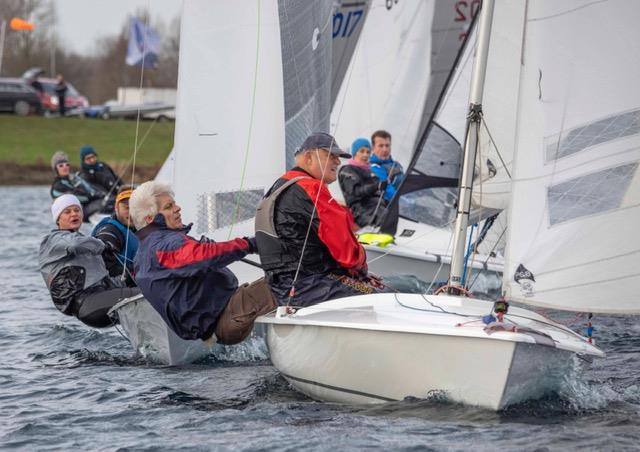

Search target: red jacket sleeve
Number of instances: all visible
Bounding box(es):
[299,179,367,272]
[155,235,250,276]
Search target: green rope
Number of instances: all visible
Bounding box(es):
[228,0,261,239]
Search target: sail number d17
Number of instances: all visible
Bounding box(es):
[333,9,364,39]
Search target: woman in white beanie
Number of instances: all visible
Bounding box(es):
[38,194,140,328]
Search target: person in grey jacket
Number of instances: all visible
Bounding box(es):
[38,194,139,328]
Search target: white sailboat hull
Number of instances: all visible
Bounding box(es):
[109,295,212,365]
[258,294,603,410]
[362,218,503,286]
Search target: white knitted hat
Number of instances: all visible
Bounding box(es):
[51,194,82,223]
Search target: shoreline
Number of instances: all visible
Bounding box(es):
[0,161,162,186]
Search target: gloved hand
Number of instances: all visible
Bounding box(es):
[243,236,258,254]
[366,273,386,289]
[377,179,388,192]
[388,166,403,179]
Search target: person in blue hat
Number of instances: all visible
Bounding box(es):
[338,137,388,229]
[78,145,122,198]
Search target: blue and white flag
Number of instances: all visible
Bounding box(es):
[126,17,160,67]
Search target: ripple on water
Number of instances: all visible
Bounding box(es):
[1,186,640,450]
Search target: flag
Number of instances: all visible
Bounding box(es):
[10,17,34,31]
[125,17,160,68]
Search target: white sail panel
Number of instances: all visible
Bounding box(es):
[504,0,640,313]
[172,0,286,239]
[330,0,371,108]
[330,0,435,168]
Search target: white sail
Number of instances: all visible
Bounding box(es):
[330,0,371,107]
[331,0,436,167]
[172,1,332,241]
[504,0,640,314]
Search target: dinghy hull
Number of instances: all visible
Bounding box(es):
[258,294,602,410]
[109,295,212,365]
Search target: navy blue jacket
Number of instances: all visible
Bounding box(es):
[133,215,253,340]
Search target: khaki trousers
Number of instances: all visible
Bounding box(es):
[214,278,277,345]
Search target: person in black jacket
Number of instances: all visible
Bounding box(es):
[50,151,106,222]
[338,137,387,229]
[55,74,67,116]
[256,133,387,307]
[78,145,122,199]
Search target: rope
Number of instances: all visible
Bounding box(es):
[120,6,151,280]
[227,0,262,240]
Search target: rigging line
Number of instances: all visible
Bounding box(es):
[121,4,151,280]
[280,4,338,303]
[479,116,511,179]
[467,225,506,291]
[287,147,334,306]
[104,117,160,200]
[425,228,455,294]
[227,0,262,240]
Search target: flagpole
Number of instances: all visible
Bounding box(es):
[0,20,7,76]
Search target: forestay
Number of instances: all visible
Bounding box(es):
[504,0,640,314]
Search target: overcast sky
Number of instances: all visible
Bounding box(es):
[54,0,183,55]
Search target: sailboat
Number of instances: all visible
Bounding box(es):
[257,0,640,409]
[110,0,363,364]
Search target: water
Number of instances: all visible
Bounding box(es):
[1,186,639,451]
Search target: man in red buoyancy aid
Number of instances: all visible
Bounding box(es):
[255,132,387,307]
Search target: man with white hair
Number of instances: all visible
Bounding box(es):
[130,181,275,344]
[38,194,140,327]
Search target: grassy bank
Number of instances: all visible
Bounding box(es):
[0,115,173,184]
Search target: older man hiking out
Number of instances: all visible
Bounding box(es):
[255,132,387,307]
[39,194,140,328]
[129,181,276,345]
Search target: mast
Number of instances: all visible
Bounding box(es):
[448,0,495,292]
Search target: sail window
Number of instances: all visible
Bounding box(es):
[196,189,264,233]
[547,162,638,225]
[545,108,640,161]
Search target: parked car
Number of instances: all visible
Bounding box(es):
[0,78,42,115]
[22,68,89,115]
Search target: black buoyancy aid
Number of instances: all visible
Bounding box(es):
[255,176,306,276]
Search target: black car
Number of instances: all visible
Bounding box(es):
[0,78,42,115]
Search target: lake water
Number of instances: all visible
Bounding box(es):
[1,186,639,450]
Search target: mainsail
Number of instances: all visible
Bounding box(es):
[504,0,640,314]
[171,0,333,238]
